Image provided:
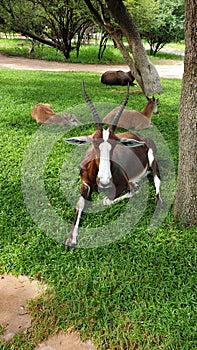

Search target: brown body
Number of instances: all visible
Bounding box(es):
[79,130,152,200]
[31,103,82,126]
[32,103,56,124]
[101,70,135,86]
[103,97,159,130]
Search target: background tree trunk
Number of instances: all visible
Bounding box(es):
[84,0,162,95]
[174,0,197,225]
[106,0,162,95]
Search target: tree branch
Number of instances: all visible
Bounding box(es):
[22,30,60,49]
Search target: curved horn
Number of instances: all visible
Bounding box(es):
[110,83,130,131]
[82,81,102,128]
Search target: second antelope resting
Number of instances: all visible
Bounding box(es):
[64,82,162,248]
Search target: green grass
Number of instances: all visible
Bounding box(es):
[0,38,184,64]
[0,69,196,350]
[165,41,185,53]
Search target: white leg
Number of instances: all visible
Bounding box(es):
[154,175,162,205]
[148,148,154,166]
[148,148,162,205]
[66,196,85,247]
[103,191,133,206]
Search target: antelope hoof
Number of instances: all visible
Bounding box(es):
[155,194,163,208]
[103,197,113,206]
[133,183,139,192]
[156,197,163,207]
[130,182,139,192]
[68,243,76,251]
[65,238,76,250]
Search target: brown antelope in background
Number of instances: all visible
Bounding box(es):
[64,82,162,248]
[103,96,159,130]
[32,103,82,126]
[101,70,135,86]
[32,103,56,124]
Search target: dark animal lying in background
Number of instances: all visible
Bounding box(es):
[101,70,135,86]
[31,103,82,126]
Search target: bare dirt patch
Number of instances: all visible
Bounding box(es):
[0,274,43,341]
[35,331,96,350]
[0,274,96,349]
[0,53,184,79]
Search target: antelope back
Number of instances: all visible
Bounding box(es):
[103,107,151,130]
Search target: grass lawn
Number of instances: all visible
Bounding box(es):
[0,69,196,350]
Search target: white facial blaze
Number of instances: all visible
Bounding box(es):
[97,129,112,187]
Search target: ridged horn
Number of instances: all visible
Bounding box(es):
[82,81,102,128]
[110,83,130,131]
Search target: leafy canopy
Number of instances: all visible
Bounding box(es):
[125,0,184,55]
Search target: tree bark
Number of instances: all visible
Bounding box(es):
[174,0,197,225]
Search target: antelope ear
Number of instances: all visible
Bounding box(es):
[119,138,145,147]
[64,136,91,145]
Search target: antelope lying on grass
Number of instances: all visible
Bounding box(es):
[64,83,162,248]
[101,70,135,86]
[103,96,159,130]
[32,103,82,126]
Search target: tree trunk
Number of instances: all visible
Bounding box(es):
[98,32,109,60]
[105,0,162,95]
[84,0,162,95]
[174,0,197,225]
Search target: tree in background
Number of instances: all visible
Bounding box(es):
[126,0,184,55]
[84,0,162,95]
[174,0,197,225]
[0,0,92,59]
[0,0,44,35]
[0,0,184,58]
[0,0,162,94]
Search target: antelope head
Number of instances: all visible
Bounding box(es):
[64,82,144,190]
[146,95,159,114]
